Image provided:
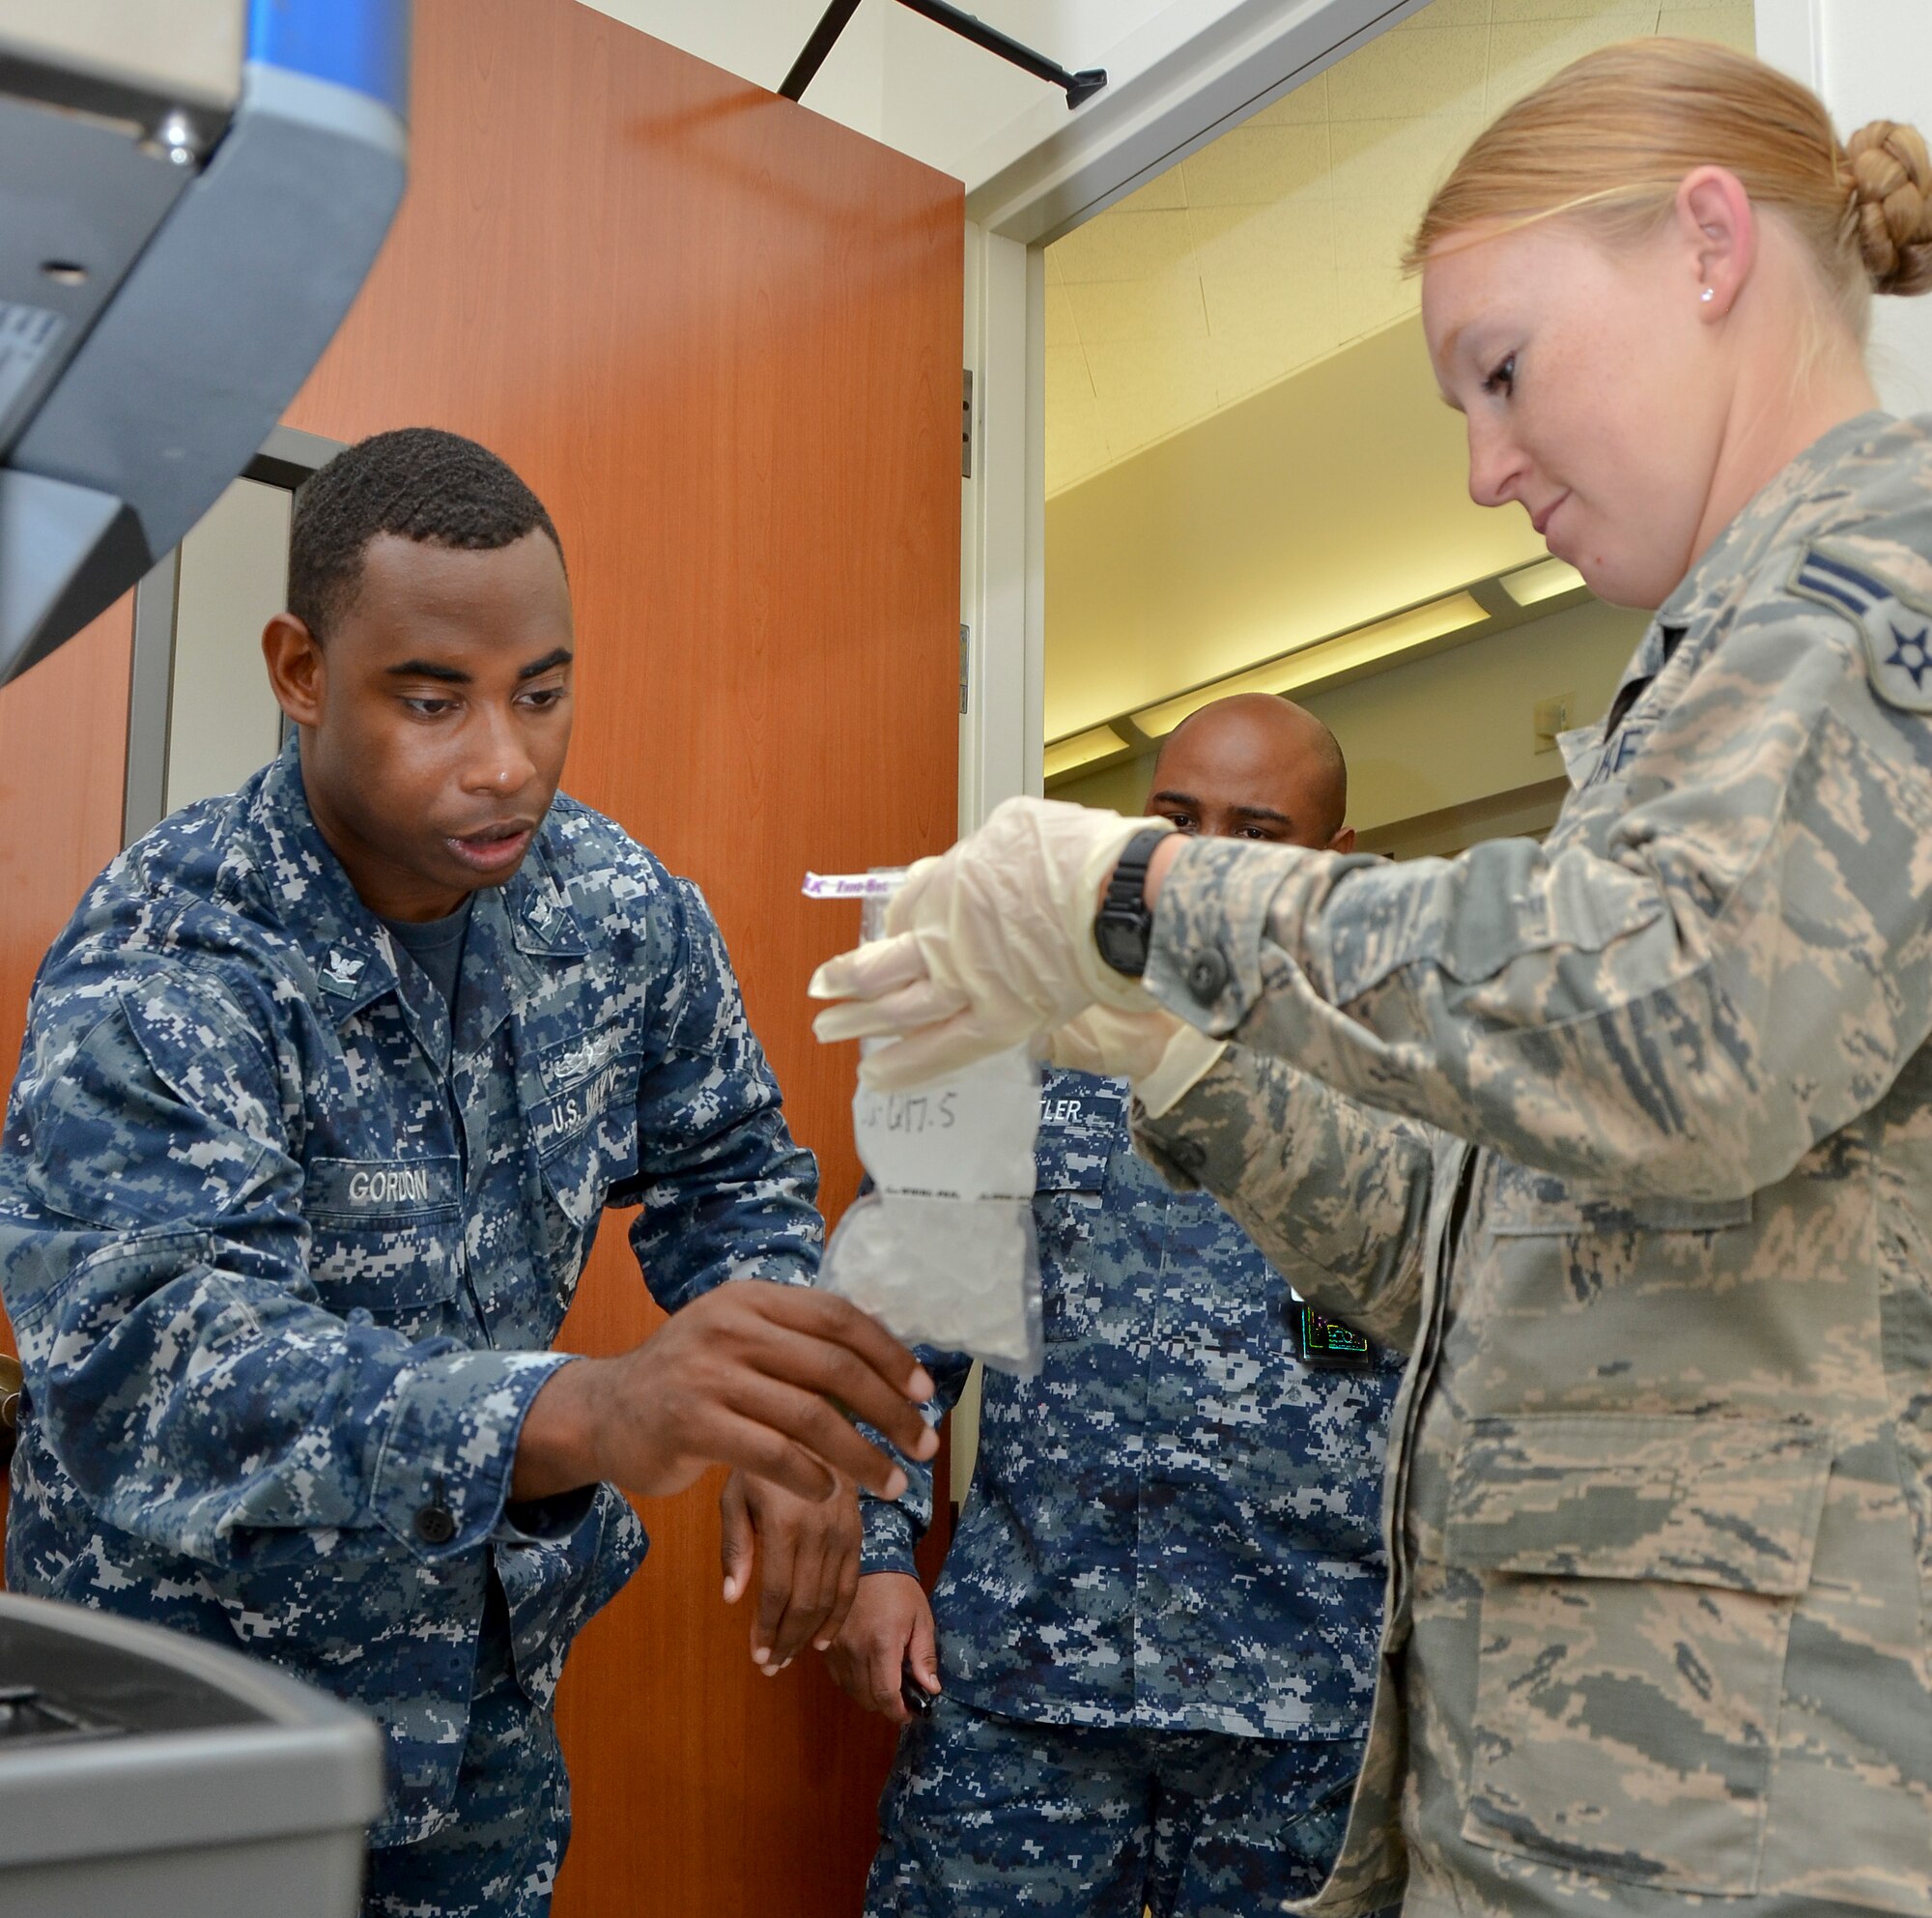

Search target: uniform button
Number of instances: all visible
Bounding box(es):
[413,1503,458,1546]
[1185,952,1228,1002]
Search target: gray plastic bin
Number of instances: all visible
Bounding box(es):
[0,1590,384,1916]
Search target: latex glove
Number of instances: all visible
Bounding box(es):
[1040,1007,1227,1119]
[810,798,1170,1091]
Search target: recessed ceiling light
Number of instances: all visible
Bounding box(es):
[1043,724,1128,780]
[1501,557,1587,606]
[1131,591,1488,738]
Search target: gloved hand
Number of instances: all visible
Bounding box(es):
[1039,1007,1228,1119]
[810,797,1171,1092]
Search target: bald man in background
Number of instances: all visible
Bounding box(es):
[833,695,1403,1917]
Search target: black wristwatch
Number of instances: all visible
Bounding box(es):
[1093,827,1171,977]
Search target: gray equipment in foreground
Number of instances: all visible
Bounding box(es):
[0,1590,384,1917]
[0,0,410,683]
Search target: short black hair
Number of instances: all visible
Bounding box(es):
[288,426,565,640]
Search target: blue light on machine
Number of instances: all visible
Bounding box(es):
[247,0,412,120]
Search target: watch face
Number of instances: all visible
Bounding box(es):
[1094,908,1149,976]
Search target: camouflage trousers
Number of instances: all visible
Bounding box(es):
[362,1577,569,1918]
[867,1693,1379,1918]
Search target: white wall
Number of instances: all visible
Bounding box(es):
[585,0,892,146]
[590,0,1325,194]
[167,477,289,812]
[1757,0,1932,414]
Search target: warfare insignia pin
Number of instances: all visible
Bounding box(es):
[1791,545,1932,713]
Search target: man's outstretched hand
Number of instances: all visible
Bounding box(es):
[720,1468,863,1674]
[511,1279,937,1506]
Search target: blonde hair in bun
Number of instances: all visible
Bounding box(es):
[1405,38,1932,335]
[1845,120,1932,298]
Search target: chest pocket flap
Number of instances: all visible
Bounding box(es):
[1488,1161,1753,1238]
[1446,1414,1829,1590]
[1034,1077,1126,1193]
[1445,1414,1832,1895]
[304,1155,462,1314]
[526,1030,642,1231]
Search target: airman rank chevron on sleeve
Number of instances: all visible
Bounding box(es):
[1791,544,1932,711]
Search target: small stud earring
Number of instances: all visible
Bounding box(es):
[1700,286,1715,302]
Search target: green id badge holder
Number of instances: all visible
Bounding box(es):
[1287,1286,1373,1371]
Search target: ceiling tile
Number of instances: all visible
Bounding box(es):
[1111,171,1189,213]
[1202,267,1335,347]
[1046,283,1081,348]
[1397,0,1491,21]
[1046,405,1112,496]
[1045,345,1096,407]
[1656,3,1755,49]
[1328,112,1484,204]
[1210,329,1330,407]
[1084,338,1222,415]
[1064,273,1209,345]
[1245,68,1326,128]
[1052,208,1198,284]
[1332,196,1423,274]
[1188,198,1332,279]
[1181,124,1330,207]
[1488,13,1657,108]
[1491,0,1653,17]
[1095,387,1219,460]
[1336,265,1418,344]
[1327,25,1489,121]
[1040,0,1747,496]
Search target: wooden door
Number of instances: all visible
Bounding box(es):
[283,3,963,1912]
[0,596,137,1532]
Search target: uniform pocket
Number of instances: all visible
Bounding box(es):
[304,1156,463,1325]
[525,1035,641,1258]
[1445,1414,1831,1895]
[1036,1184,1105,1343]
[1033,1077,1122,1342]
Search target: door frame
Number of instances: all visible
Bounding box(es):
[124,424,345,844]
[955,0,1436,831]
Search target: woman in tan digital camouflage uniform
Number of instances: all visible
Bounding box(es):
[813,39,1932,1918]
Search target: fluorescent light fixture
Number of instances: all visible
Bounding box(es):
[1131,590,1488,738]
[1501,557,1586,606]
[1043,723,1128,780]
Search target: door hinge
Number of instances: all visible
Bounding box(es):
[959,623,971,715]
[961,369,974,478]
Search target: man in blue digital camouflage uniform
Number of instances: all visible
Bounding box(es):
[0,428,937,1917]
[829,695,1400,1916]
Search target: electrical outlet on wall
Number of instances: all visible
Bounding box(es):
[1532,692,1576,754]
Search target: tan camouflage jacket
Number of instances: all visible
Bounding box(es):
[1136,413,1932,1916]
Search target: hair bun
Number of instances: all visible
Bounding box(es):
[1845,120,1932,296]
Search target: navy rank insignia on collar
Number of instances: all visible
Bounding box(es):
[1791,545,1932,713]
[319,948,368,997]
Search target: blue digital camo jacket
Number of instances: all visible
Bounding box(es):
[863,1066,1400,1741]
[0,737,820,1845]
